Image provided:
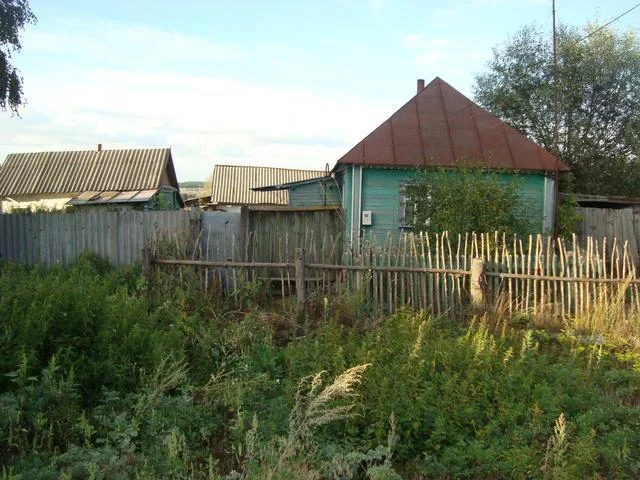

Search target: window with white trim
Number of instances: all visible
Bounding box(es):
[400,183,431,229]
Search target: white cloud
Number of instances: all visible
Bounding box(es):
[403,34,449,49]
[23,24,246,70]
[0,40,388,181]
[403,33,423,47]
[469,0,546,6]
[403,34,451,65]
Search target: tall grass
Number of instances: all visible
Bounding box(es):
[565,279,640,349]
[2,255,640,478]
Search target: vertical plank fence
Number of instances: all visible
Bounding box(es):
[0,210,199,268]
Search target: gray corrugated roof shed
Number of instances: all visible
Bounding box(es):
[210,165,326,205]
[0,147,179,196]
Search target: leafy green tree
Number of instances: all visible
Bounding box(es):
[1,0,36,113]
[404,168,533,236]
[474,23,640,196]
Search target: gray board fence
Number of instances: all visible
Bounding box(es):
[577,207,640,267]
[0,210,200,268]
[0,207,343,269]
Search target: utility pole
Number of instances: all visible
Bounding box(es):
[552,0,561,236]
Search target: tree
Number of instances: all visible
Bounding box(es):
[199,173,213,198]
[474,23,640,196]
[403,168,533,236]
[1,0,36,114]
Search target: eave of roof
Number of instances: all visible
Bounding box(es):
[251,175,333,192]
[67,189,159,205]
[334,77,569,173]
[562,192,640,207]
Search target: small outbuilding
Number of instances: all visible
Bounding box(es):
[0,145,183,212]
[209,164,327,210]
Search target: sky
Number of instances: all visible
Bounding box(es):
[1,0,638,182]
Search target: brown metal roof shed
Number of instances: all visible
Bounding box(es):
[335,77,569,172]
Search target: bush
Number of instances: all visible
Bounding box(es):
[281,313,640,478]
[2,258,640,479]
[404,167,534,236]
[0,253,184,404]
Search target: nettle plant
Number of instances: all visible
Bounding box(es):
[403,166,533,237]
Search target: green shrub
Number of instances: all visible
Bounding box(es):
[0,254,185,405]
[404,167,534,236]
[280,313,640,478]
[2,257,640,479]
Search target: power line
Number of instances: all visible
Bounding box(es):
[574,2,640,44]
[347,3,640,166]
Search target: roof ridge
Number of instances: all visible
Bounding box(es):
[6,146,170,157]
[213,164,325,173]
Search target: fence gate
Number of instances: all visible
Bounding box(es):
[244,206,344,264]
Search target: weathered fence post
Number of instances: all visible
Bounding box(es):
[295,248,306,315]
[141,245,155,299]
[470,258,486,313]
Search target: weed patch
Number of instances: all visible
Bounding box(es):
[1,257,640,478]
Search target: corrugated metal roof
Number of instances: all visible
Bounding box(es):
[210,165,326,205]
[336,77,569,172]
[0,147,177,196]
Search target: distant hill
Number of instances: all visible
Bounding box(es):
[179,181,207,201]
[179,181,205,189]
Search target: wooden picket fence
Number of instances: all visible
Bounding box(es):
[152,231,640,318]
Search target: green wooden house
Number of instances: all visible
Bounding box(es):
[258,78,569,244]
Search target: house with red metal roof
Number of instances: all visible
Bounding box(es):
[257,77,569,243]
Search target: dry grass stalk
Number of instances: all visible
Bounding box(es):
[266,364,372,480]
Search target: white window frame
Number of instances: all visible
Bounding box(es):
[400,183,431,229]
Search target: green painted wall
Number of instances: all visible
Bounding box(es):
[288,181,341,207]
[359,168,410,243]
[149,190,182,210]
[287,166,549,244]
[354,167,548,244]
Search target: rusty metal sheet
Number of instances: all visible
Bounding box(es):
[110,190,140,202]
[67,189,158,205]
